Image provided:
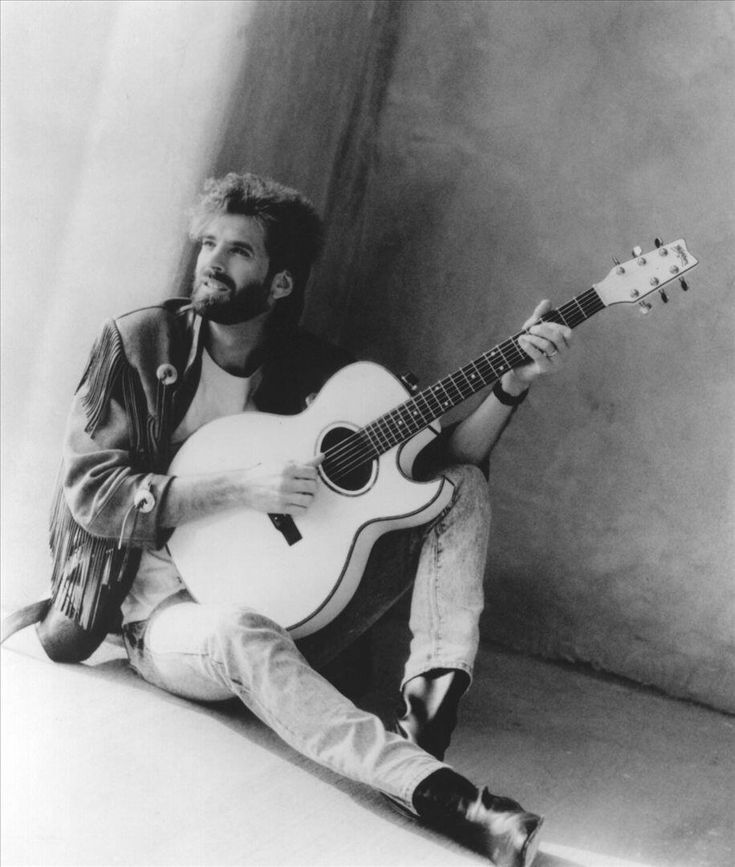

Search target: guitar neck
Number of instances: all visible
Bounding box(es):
[356,286,606,457]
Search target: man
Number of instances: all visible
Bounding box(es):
[37,172,572,866]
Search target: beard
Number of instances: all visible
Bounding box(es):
[190,274,271,325]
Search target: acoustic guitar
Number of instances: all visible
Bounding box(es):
[168,239,698,638]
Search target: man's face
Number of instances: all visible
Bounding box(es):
[191,213,278,324]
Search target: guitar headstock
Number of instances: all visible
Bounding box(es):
[594,238,698,313]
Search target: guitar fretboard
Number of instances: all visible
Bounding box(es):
[324,287,605,479]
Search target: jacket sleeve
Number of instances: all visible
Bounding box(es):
[60,319,175,548]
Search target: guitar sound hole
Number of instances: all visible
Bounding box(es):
[320,426,374,493]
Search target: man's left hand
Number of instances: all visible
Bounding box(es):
[505,299,573,391]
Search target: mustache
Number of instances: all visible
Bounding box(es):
[198,269,235,291]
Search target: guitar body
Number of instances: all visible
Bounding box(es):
[167,362,454,638]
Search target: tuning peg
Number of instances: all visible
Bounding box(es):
[612,255,625,274]
[638,301,652,314]
[659,288,669,303]
[632,245,646,265]
[680,278,689,291]
[654,238,663,248]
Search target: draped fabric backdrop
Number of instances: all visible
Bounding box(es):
[2,0,733,710]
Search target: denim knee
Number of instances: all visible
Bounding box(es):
[444,464,491,523]
[208,606,295,655]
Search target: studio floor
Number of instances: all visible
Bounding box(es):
[1,626,733,867]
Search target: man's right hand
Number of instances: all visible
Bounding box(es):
[161,455,324,528]
[239,455,323,515]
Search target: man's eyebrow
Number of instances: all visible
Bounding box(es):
[200,234,255,251]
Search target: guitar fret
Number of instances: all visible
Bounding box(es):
[368,423,385,451]
[429,387,445,412]
[387,408,403,434]
[507,337,527,366]
[376,412,392,438]
[435,381,454,411]
[416,391,435,425]
[408,401,424,425]
[372,418,392,450]
[455,368,474,399]
[400,407,417,434]
[399,404,417,431]
[354,429,376,462]
[363,425,382,455]
[555,308,571,327]
[454,374,473,402]
[488,345,510,375]
[404,406,423,436]
[384,415,402,442]
[467,360,483,386]
[476,355,496,382]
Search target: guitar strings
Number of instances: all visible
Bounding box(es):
[321,289,604,482]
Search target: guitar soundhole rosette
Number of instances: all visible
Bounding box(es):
[319,425,377,496]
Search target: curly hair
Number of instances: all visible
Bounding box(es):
[189,172,324,327]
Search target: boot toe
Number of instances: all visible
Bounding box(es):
[477,797,543,867]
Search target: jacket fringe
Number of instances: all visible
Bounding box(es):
[48,484,139,631]
[78,318,163,467]
[78,320,127,437]
[50,319,158,632]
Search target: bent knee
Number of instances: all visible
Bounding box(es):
[207,606,301,665]
[444,464,491,520]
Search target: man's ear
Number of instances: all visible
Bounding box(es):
[270,270,294,300]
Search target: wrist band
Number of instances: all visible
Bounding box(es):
[492,379,529,407]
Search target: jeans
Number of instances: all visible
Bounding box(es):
[122,464,491,808]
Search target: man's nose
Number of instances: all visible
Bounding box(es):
[205,245,226,271]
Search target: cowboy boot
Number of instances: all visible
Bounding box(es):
[412,768,543,867]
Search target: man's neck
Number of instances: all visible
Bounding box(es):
[204,312,271,376]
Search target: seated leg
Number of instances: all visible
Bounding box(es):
[400,464,491,755]
[122,592,444,809]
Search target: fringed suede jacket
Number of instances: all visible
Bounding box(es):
[39,300,354,662]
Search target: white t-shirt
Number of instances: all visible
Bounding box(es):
[121,349,260,625]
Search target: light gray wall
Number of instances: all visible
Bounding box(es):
[2,1,733,711]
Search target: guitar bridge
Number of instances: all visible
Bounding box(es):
[268,513,302,546]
